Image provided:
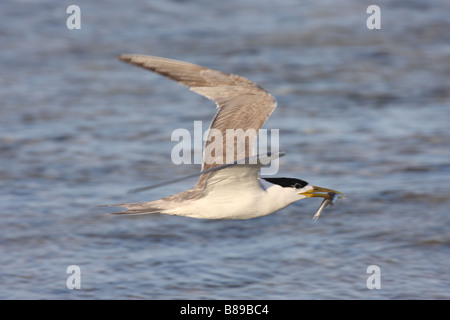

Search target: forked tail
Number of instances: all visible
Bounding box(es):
[99,203,163,216]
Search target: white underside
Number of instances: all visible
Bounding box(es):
[161,181,311,219]
[115,155,313,219]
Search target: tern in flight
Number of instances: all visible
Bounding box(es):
[103,55,343,220]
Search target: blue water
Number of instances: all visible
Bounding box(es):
[1,0,449,299]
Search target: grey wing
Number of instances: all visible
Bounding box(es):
[201,152,286,196]
[119,55,277,188]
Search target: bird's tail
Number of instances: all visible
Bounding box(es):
[99,202,163,216]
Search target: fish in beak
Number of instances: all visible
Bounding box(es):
[301,186,344,220]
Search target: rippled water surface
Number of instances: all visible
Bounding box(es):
[1,0,450,299]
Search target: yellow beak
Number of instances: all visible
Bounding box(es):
[301,186,344,199]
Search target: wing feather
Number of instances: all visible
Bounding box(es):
[119,55,277,188]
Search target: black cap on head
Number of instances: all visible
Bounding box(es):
[262,177,309,189]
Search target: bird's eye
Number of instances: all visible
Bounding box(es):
[293,183,302,189]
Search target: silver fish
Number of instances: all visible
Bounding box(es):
[313,192,340,221]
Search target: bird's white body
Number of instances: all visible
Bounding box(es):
[162,180,312,220]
